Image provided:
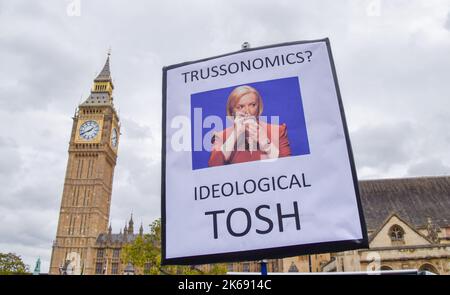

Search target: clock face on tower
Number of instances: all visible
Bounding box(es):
[79,120,100,140]
[111,128,118,147]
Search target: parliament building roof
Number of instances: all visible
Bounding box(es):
[359,176,450,231]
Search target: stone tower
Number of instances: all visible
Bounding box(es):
[49,54,120,275]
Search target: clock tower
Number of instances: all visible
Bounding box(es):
[49,54,120,275]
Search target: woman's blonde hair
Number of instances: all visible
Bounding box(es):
[226,85,264,117]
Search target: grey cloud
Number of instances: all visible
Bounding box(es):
[109,144,161,232]
[120,117,153,140]
[0,136,18,148]
[113,151,161,209]
[0,1,93,112]
[8,185,61,211]
[0,208,57,247]
[0,137,21,175]
[407,158,450,177]
[445,11,450,31]
[351,122,415,171]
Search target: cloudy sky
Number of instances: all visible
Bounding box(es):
[0,0,449,273]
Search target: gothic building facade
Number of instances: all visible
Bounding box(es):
[321,176,450,274]
[92,215,145,275]
[261,176,450,274]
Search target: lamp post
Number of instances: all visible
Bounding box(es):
[260,259,268,275]
[124,262,135,275]
[59,260,70,275]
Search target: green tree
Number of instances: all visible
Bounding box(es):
[121,218,226,275]
[0,253,30,275]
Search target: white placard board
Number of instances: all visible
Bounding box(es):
[162,38,368,265]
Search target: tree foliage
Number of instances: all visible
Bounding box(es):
[121,218,226,275]
[0,253,30,275]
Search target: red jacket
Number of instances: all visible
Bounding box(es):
[208,122,291,167]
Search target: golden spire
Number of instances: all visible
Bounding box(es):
[80,53,115,107]
[91,52,114,96]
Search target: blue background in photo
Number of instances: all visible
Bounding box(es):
[190,76,310,170]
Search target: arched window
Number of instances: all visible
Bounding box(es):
[389,225,405,242]
[419,263,439,274]
[380,265,393,271]
[227,263,233,272]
